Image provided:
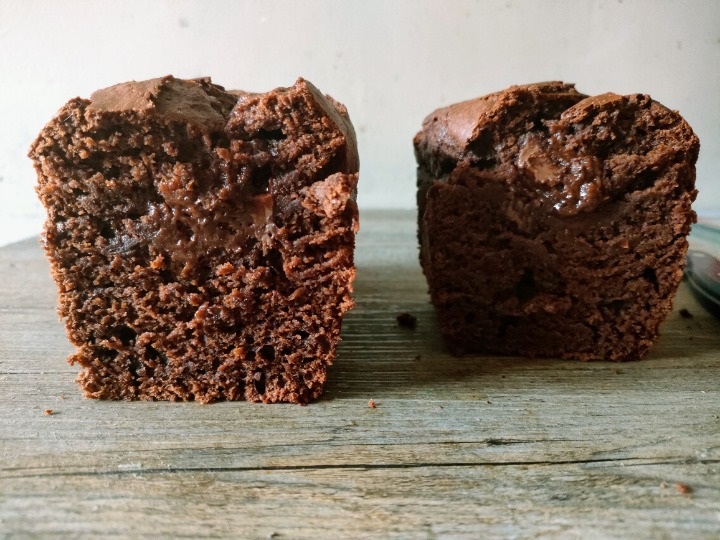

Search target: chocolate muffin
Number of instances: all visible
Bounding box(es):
[414,82,698,361]
[30,75,359,403]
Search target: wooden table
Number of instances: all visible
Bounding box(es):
[2,210,719,539]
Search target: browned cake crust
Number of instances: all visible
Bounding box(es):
[30,75,359,403]
[414,82,698,361]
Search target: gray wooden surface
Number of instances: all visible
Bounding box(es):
[1,210,719,539]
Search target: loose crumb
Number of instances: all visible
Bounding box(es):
[679,308,693,319]
[675,482,693,494]
[368,399,376,409]
[396,312,417,329]
[43,409,54,416]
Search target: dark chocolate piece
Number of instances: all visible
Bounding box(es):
[415,82,698,361]
[30,75,359,403]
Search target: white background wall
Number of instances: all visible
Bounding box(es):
[1,0,718,246]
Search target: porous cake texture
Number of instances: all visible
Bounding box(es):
[414,82,698,361]
[31,76,359,403]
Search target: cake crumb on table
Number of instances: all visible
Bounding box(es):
[43,409,54,416]
[396,312,417,329]
[675,482,693,494]
[368,399,376,409]
[679,308,693,319]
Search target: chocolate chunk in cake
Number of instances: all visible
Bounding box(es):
[30,75,359,403]
[414,82,698,361]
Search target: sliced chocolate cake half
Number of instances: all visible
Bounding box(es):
[414,82,698,361]
[30,75,359,403]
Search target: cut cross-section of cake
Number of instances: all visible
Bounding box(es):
[30,75,359,403]
[414,82,698,361]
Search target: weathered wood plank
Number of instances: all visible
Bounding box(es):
[1,209,719,538]
[2,463,719,539]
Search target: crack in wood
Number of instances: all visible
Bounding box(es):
[4,456,720,480]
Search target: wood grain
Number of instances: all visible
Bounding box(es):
[1,210,719,539]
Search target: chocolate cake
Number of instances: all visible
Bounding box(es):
[30,75,359,403]
[414,82,698,361]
